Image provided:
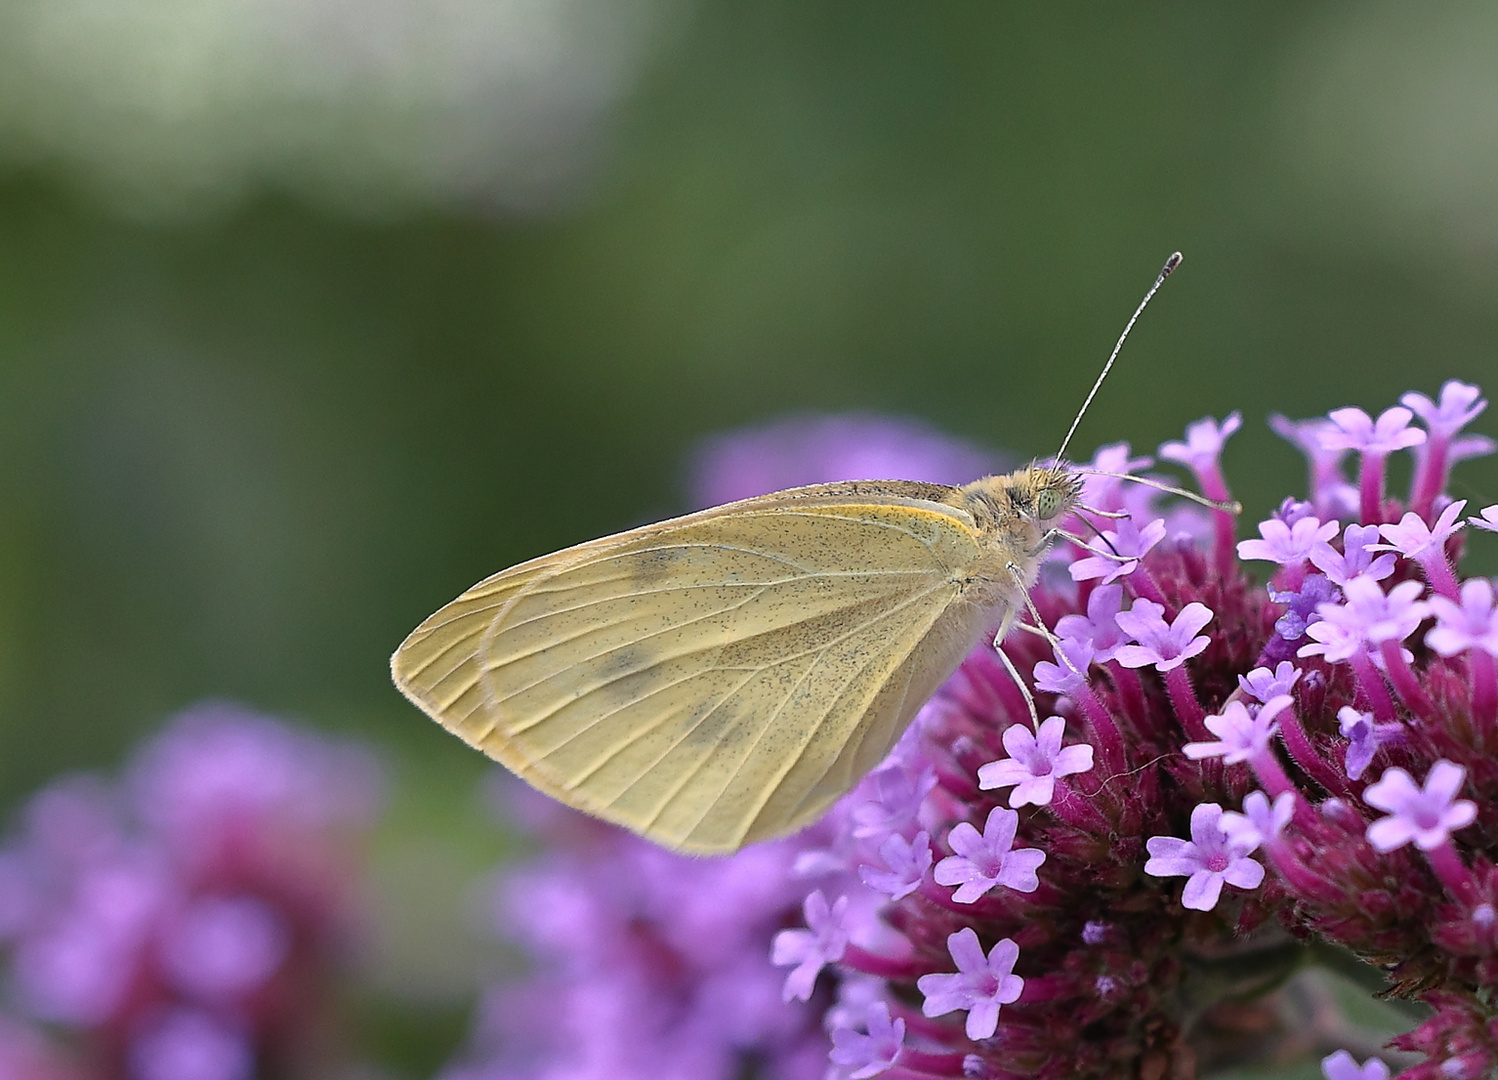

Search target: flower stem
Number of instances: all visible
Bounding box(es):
[842,945,930,982]
[1425,841,1477,905]
[1274,704,1349,799]
[1247,747,1295,800]
[891,1052,969,1079]
[1349,650,1396,723]
[1075,685,1128,775]
[1411,435,1448,518]
[1380,639,1435,718]
[1471,650,1498,734]
[1164,666,1209,741]
[1128,569,1167,608]
[1358,451,1386,523]
[1051,780,1113,833]
[1418,550,1462,602]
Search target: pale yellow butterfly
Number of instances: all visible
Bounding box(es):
[390,254,1183,855]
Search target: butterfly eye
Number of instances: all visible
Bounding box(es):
[1035,486,1064,521]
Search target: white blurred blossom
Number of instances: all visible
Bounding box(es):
[0,0,667,216]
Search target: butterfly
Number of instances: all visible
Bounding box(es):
[391,254,1183,855]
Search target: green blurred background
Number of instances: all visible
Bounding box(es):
[0,0,1495,1070]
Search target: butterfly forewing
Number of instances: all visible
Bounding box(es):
[392,482,1002,854]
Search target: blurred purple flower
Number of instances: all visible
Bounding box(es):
[1322,1048,1391,1080]
[827,1000,903,1078]
[1238,661,1301,703]
[1364,762,1477,853]
[0,703,381,1080]
[688,413,1001,506]
[773,891,851,1002]
[858,831,932,902]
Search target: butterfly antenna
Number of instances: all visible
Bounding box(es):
[1053,251,1183,465]
[1078,469,1242,514]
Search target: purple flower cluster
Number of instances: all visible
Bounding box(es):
[0,703,381,1080]
[445,785,829,1080]
[463,390,1498,1078]
[761,380,1498,1078]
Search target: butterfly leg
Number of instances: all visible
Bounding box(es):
[991,639,1040,730]
[990,560,1072,731]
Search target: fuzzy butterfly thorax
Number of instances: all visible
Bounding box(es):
[949,463,1084,603]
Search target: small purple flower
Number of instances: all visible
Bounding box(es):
[1364,761,1477,852]
[916,928,1024,1041]
[851,765,937,840]
[1270,413,1359,516]
[1469,505,1498,533]
[1269,574,1340,645]
[977,717,1095,808]
[1426,578,1498,657]
[1068,518,1167,584]
[128,1007,252,1080]
[1320,406,1427,455]
[772,890,849,1002]
[1054,585,1129,663]
[1321,1049,1391,1080]
[1301,577,1429,661]
[1402,381,1487,439]
[1337,707,1402,781]
[1296,623,1361,665]
[1144,803,1265,912]
[1158,412,1242,477]
[1113,600,1214,673]
[1275,497,1318,526]
[159,895,289,1000]
[1033,637,1097,697]
[828,1000,904,1078]
[1220,791,1295,849]
[1081,920,1110,945]
[1373,501,1466,559]
[1238,661,1302,704]
[933,808,1046,902]
[1237,516,1340,566]
[859,831,933,902]
[1310,523,1397,586]
[1076,443,1155,513]
[1183,697,1291,765]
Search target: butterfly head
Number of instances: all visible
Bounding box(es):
[1019,462,1084,525]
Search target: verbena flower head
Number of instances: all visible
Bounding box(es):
[0,704,381,1080]
[463,393,1498,1078]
